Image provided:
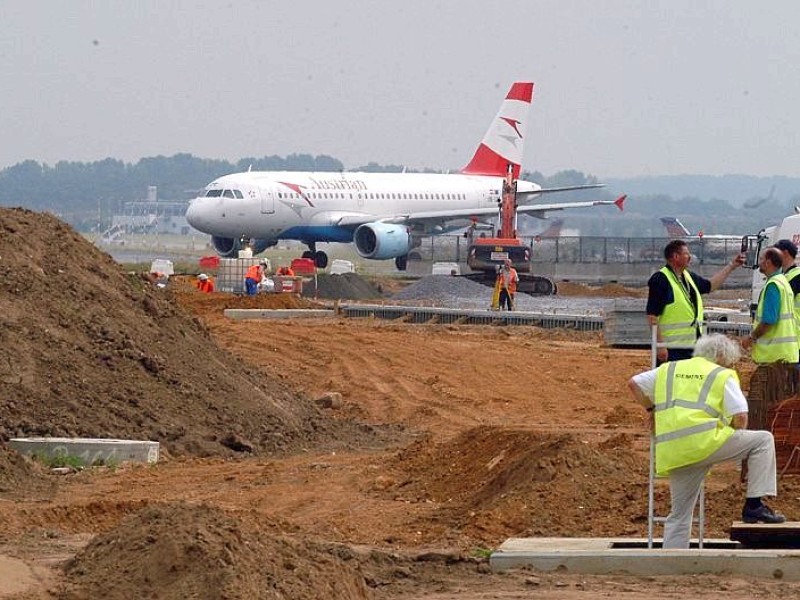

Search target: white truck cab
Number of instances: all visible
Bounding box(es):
[743,212,800,314]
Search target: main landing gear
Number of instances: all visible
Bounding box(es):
[394,255,408,271]
[301,243,329,269]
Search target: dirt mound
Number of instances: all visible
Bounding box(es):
[170,277,322,316]
[0,444,56,502]
[61,502,372,600]
[301,273,383,300]
[0,208,370,458]
[387,427,650,540]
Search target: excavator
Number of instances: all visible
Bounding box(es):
[465,165,558,295]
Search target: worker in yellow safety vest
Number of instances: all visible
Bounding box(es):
[775,238,800,347]
[647,240,744,365]
[742,246,799,364]
[629,333,785,549]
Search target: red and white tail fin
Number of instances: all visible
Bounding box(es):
[461,82,534,179]
[660,217,692,238]
[538,219,564,238]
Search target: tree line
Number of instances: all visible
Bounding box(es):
[0,153,798,237]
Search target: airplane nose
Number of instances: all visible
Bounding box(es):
[185,198,209,232]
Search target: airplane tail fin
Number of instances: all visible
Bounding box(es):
[660,217,692,238]
[538,219,564,238]
[461,82,534,179]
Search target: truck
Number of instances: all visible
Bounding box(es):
[464,165,557,295]
[741,211,800,314]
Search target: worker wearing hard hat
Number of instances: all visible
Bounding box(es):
[245,260,268,296]
[498,259,519,311]
[195,273,215,294]
[277,265,295,277]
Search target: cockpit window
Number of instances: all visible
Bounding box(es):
[233,189,244,199]
[205,189,223,197]
[222,189,235,198]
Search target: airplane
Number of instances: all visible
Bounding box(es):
[185,82,626,271]
[534,218,565,239]
[743,184,776,210]
[659,217,742,257]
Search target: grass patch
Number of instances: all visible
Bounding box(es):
[31,452,119,470]
[470,547,493,559]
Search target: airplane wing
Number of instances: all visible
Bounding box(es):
[517,183,605,203]
[382,195,626,224]
[328,195,625,230]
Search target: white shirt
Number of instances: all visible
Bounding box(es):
[632,367,748,417]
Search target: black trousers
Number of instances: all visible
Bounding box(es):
[499,289,514,311]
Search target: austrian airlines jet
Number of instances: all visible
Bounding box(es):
[185,82,625,270]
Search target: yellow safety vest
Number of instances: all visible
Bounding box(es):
[783,266,800,332]
[752,273,799,364]
[653,357,736,476]
[658,267,704,350]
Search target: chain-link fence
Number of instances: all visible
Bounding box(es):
[408,235,740,266]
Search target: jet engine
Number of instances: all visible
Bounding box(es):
[353,223,413,259]
[211,236,276,258]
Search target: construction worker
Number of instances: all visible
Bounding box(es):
[647,239,744,365]
[195,273,214,293]
[775,238,800,334]
[244,260,267,296]
[277,265,295,277]
[628,333,785,549]
[742,246,799,364]
[498,259,518,311]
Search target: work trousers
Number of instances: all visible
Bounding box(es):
[245,277,259,296]
[499,289,514,311]
[662,429,777,549]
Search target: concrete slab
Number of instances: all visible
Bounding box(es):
[491,537,800,580]
[224,309,334,320]
[9,437,159,465]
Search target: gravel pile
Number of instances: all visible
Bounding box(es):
[392,275,616,314]
[301,272,382,300]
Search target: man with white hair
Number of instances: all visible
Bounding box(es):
[628,333,785,549]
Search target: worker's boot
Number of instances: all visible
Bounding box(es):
[742,503,786,524]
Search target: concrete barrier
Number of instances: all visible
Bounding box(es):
[9,437,159,465]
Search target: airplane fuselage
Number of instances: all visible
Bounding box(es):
[186,170,542,243]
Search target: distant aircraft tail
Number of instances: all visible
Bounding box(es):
[538,219,564,238]
[461,82,534,179]
[660,217,692,238]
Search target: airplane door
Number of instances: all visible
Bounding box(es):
[260,188,275,214]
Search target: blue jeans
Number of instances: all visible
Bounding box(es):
[245,277,259,295]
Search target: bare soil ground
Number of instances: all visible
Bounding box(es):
[1,208,799,598]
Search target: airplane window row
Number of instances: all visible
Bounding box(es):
[275,191,467,201]
[204,188,468,202]
[204,189,244,199]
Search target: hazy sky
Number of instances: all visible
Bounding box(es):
[3,1,799,178]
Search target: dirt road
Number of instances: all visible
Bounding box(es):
[2,288,799,597]
[0,208,797,599]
